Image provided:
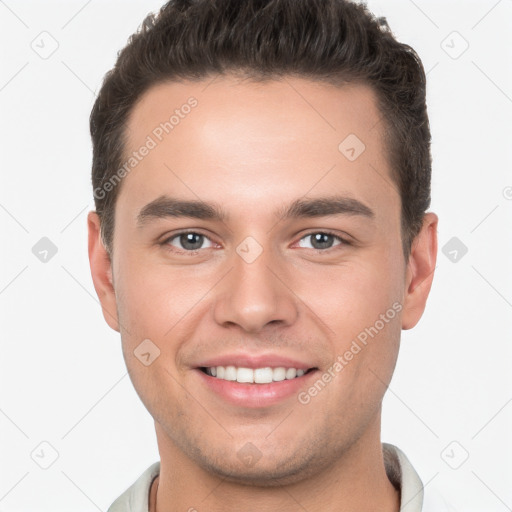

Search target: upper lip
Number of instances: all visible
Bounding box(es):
[195,353,318,371]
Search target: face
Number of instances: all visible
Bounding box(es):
[88,75,437,486]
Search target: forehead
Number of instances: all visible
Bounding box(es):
[125,75,385,148]
[119,75,397,223]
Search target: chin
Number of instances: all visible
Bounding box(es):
[193,446,325,487]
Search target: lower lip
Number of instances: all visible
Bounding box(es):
[194,368,319,408]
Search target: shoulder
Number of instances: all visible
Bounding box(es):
[383,443,454,512]
[383,442,424,512]
[422,485,457,512]
[107,461,160,512]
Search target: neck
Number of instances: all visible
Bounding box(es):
[151,414,399,512]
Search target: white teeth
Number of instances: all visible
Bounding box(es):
[236,367,254,383]
[273,367,286,381]
[204,365,311,383]
[285,368,297,379]
[254,367,273,384]
[224,366,237,381]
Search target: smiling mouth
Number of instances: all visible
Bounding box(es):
[199,366,317,384]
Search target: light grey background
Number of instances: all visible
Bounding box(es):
[1,0,511,510]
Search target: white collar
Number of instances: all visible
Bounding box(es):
[107,443,426,511]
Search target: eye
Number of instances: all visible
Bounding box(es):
[163,231,215,252]
[297,231,349,251]
[160,230,350,255]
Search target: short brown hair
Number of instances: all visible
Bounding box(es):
[90,0,432,260]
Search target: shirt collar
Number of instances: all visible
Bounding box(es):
[108,443,424,512]
[383,442,424,511]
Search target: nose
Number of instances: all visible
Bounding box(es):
[212,241,299,333]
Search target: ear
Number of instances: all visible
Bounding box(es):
[87,211,120,332]
[401,212,438,330]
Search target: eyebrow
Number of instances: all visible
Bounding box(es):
[136,194,375,227]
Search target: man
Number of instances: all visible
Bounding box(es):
[87,0,442,510]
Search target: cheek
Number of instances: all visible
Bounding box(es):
[339,261,403,380]
[305,255,403,397]
[112,258,197,416]
[297,255,403,336]
[317,303,402,436]
[114,254,208,340]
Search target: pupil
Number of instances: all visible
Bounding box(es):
[312,233,332,249]
[181,233,203,250]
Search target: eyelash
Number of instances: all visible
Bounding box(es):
[159,230,352,255]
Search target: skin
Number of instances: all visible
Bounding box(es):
[88,75,437,512]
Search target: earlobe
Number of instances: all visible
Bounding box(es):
[401,212,438,330]
[87,211,120,332]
